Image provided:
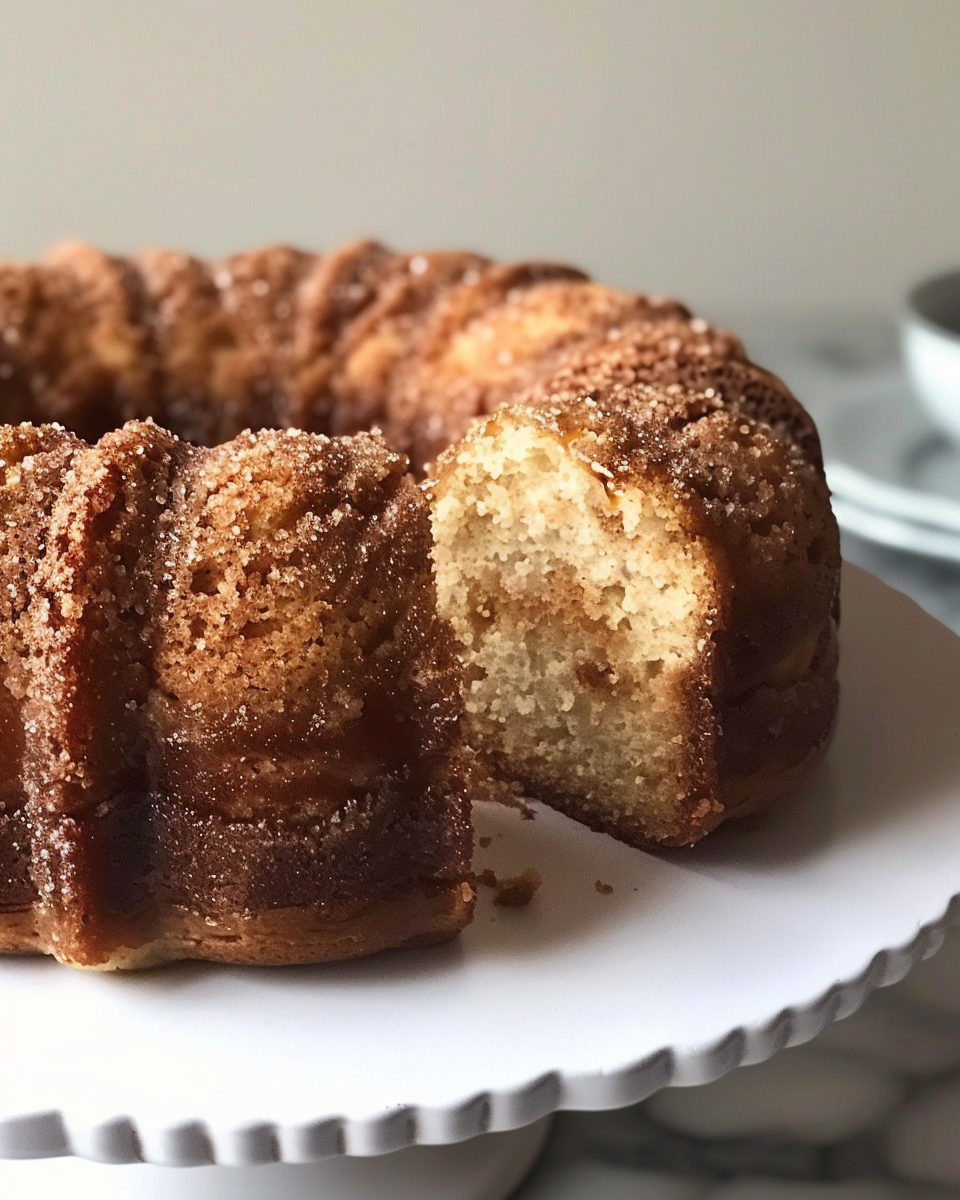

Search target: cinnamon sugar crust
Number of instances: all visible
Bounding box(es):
[0,424,84,919]
[0,421,473,967]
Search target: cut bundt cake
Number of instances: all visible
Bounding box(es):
[0,421,473,968]
[0,240,840,944]
[430,395,838,848]
[427,316,840,847]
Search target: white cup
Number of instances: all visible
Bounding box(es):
[903,268,960,445]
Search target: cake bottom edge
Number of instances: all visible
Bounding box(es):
[0,879,477,969]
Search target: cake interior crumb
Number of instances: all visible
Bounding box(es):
[432,415,714,844]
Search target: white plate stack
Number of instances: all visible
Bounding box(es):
[820,373,960,565]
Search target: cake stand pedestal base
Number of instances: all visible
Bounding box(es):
[0,1116,551,1200]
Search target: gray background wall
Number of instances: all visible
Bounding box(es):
[0,1,957,319]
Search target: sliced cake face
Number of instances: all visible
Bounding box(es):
[431,406,722,847]
[0,422,474,969]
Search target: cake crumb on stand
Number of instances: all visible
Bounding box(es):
[477,867,543,908]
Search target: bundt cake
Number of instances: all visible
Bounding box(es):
[0,240,840,964]
[0,420,473,967]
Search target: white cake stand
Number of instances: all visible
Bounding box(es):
[1,565,959,1200]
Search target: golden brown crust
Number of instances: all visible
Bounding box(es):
[0,249,154,437]
[0,880,475,969]
[329,250,490,437]
[0,908,41,954]
[512,316,823,461]
[0,241,810,470]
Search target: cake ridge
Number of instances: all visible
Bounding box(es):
[0,417,475,967]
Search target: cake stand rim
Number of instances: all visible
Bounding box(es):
[0,899,952,1166]
[0,564,957,1167]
